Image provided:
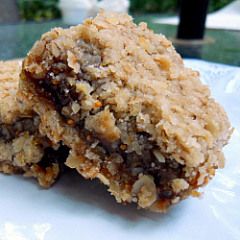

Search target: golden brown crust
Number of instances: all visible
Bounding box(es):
[0,60,29,124]
[20,11,232,211]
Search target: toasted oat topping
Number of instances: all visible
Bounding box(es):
[20,11,232,211]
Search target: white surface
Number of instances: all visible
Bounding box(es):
[59,0,97,25]
[0,59,240,240]
[154,0,240,30]
[59,0,129,25]
[96,0,130,13]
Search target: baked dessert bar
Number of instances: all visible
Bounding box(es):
[0,60,69,187]
[19,11,232,211]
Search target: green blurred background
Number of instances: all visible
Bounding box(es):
[17,0,234,22]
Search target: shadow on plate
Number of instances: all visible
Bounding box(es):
[49,170,187,226]
[1,168,188,229]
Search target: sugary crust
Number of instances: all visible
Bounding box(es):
[0,60,60,187]
[20,11,232,211]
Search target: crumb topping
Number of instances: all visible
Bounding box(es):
[20,11,232,210]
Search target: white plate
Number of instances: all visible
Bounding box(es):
[0,59,240,240]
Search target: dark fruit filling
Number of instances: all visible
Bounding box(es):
[29,58,186,201]
[38,145,70,173]
[0,117,39,142]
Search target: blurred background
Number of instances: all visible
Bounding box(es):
[0,0,239,66]
[8,0,234,22]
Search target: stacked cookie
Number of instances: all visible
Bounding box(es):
[0,60,69,187]
[0,11,232,212]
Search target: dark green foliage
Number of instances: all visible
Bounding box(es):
[17,0,61,21]
[17,0,234,21]
[209,0,234,12]
[130,0,234,13]
[130,0,178,13]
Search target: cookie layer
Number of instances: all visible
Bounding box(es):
[0,60,69,187]
[20,11,232,210]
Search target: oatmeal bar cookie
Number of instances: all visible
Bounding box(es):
[0,60,69,187]
[19,11,232,211]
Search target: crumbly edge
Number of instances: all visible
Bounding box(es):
[0,60,61,188]
[0,161,60,188]
[0,59,34,124]
[0,126,60,188]
[20,11,232,211]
